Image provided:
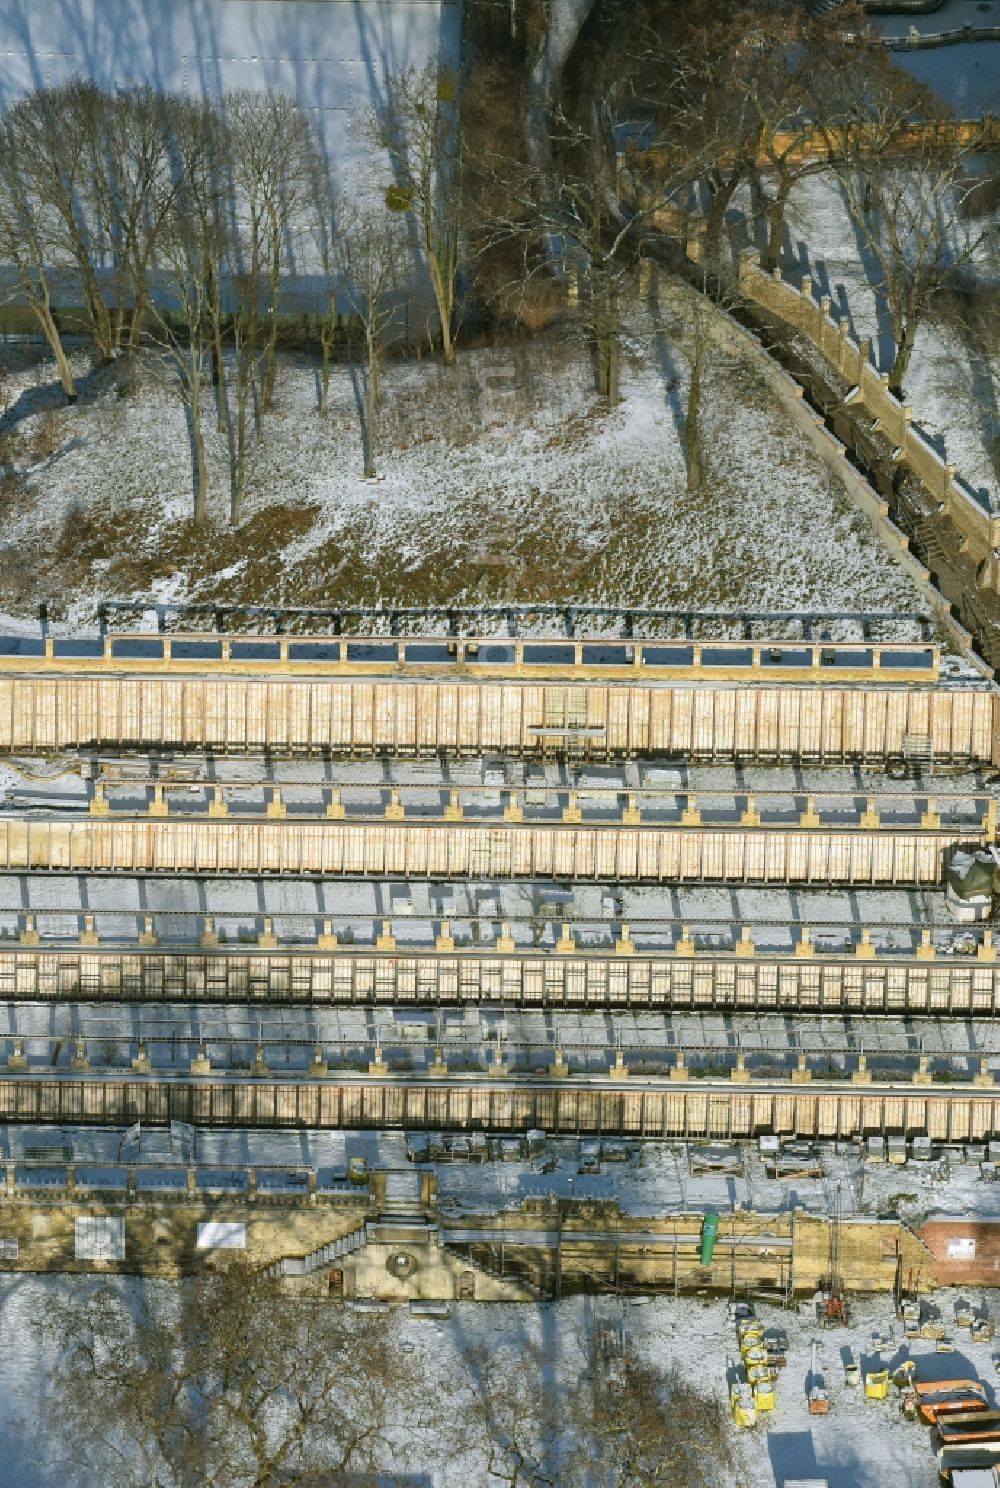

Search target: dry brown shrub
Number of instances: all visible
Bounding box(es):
[30,409,60,463]
[507,276,567,335]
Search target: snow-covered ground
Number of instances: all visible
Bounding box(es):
[728,172,1000,513]
[0,319,926,623]
[0,1271,991,1487]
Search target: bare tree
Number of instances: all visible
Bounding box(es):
[566,1330,738,1488]
[339,200,408,478]
[308,166,342,416]
[6,82,116,361]
[81,85,186,358]
[812,47,989,396]
[450,1340,567,1487]
[38,1261,417,1488]
[374,63,464,363]
[0,115,77,401]
[742,7,857,271]
[147,100,230,525]
[224,90,317,520]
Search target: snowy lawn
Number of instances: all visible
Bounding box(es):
[0,316,923,624]
[0,1272,980,1487]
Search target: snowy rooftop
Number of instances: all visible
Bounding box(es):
[0,873,976,953]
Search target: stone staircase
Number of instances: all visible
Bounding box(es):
[442,1237,550,1300]
[264,1219,368,1279]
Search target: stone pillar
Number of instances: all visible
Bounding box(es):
[369,1044,389,1075]
[131,1042,151,1074]
[974,1056,995,1089]
[735,925,755,958]
[915,930,936,961]
[443,790,464,822]
[496,921,516,953]
[250,1043,269,1077]
[436,920,456,952]
[670,1050,688,1082]
[675,925,695,957]
[980,931,997,963]
[855,929,876,961]
[615,924,635,956]
[18,913,39,946]
[795,927,815,959]
[791,1052,811,1084]
[732,1052,750,1085]
[80,914,99,946]
[562,791,582,824]
[681,794,701,826]
[385,789,405,821]
[800,795,821,828]
[7,1038,27,1072]
[308,1046,328,1076]
[852,1053,872,1086]
[609,1048,629,1080]
[266,786,287,819]
[71,1038,90,1071]
[326,788,346,820]
[549,1046,569,1078]
[913,1054,932,1087]
[190,1046,211,1076]
[149,783,169,817]
[208,785,229,817]
[860,797,880,828]
[199,915,220,948]
[428,1046,448,1077]
[258,917,278,949]
[488,1043,510,1078]
[317,918,338,950]
[741,794,760,826]
[503,792,524,823]
[920,797,941,830]
[89,781,109,816]
[139,914,158,947]
[376,919,396,951]
[622,793,642,826]
[556,923,576,954]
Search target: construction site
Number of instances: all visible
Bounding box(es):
[7,607,1000,1463]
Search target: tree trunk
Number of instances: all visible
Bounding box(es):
[887,320,915,398]
[319,319,332,415]
[762,176,793,273]
[35,304,77,402]
[261,238,281,416]
[207,263,227,434]
[83,276,115,362]
[189,347,208,527]
[364,330,379,479]
[703,175,739,279]
[685,338,703,494]
[595,284,620,405]
[232,355,249,527]
[427,252,455,365]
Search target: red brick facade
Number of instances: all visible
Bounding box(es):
[920,1218,1000,1287]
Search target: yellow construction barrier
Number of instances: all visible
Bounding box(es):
[865,1370,890,1401]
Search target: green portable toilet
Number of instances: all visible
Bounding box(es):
[700,1210,720,1266]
